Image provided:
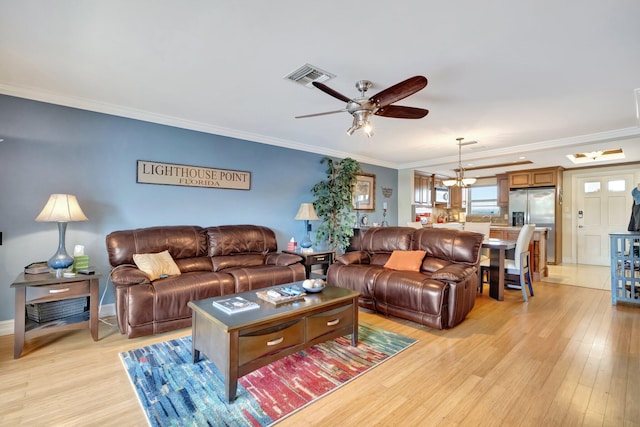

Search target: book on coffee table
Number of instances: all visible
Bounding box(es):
[211,296,259,314]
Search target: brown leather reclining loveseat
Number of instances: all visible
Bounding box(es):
[105,224,305,338]
[327,226,483,329]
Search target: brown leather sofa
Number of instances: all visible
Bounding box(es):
[327,226,483,329]
[105,225,305,338]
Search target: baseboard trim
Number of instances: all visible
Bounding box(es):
[98,303,116,318]
[0,303,116,337]
[0,319,13,337]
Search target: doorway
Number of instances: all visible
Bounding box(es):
[576,173,634,265]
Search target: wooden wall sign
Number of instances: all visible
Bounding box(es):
[137,160,251,190]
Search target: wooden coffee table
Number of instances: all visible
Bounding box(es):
[188,284,359,402]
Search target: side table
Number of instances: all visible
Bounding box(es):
[11,271,100,358]
[283,249,335,279]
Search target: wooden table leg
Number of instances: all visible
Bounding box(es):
[89,277,99,341]
[14,288,26,359]
[351,298,359,346]
[190,311,198,363]
[498,249,505,301]
[225,330,239,403]
[488,248,506,301]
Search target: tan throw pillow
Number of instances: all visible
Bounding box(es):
[383,250,427,272]
[133,250,182,280]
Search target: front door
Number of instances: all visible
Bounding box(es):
[576,173,634,265]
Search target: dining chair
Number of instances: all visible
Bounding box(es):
[464,222,491,257]
[480,223,536,301]
[464,222,492,284]
[463,221,491,238]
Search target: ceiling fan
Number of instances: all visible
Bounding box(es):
[295,75,429,137]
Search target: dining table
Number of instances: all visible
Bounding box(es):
[481,238,517,301]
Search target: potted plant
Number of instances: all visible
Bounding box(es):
[311,157,362,252]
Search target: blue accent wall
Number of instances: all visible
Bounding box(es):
[0,94,398,323]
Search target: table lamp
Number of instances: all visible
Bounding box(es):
[294,203,319,251]
[35,194,88,276]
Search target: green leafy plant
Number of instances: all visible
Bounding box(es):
[312,157,362,251]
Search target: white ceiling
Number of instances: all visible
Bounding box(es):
[1,1,639,178]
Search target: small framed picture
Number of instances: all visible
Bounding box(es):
[353,173,375,211]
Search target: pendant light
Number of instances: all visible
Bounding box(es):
[443,137,477,187]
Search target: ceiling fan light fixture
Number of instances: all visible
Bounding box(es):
[346,117,360,136]
[363,121,374,137]
[346,110,374,137]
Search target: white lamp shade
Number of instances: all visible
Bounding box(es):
[35,194,88,222]
[461,177,477,186]
[294,203,319,221]
[443,177,476,187]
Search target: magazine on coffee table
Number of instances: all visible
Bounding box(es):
[256,286,306,305]
[211,296,259,314]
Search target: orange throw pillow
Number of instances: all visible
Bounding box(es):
[383,250,426,272]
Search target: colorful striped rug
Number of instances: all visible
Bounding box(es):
[120,323,416,426]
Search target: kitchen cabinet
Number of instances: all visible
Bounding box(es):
[497,174,509,207]
[489,226,548,281]
[414,173,432,205]
[449,186,461,209]
[448,186,467,210]
[490,228,520,241]
[508,167,561,188]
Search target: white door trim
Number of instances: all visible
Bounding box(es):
[568,166,640,265]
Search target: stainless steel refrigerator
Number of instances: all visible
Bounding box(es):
[509,187,555,263]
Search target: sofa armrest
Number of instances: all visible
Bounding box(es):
[431,264,476,283]
[265,252,303,266]
[110,265,151,287]
[335,251,370,265]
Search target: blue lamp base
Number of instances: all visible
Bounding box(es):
[48,222,74,276]
[300,220,313,250]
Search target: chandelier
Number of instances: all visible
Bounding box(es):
[443,137,477,187]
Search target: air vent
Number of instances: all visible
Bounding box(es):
[284,64,335,88]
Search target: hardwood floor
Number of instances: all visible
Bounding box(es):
[1,265,638,426]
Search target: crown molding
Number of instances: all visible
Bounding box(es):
[0,83,398,169]
[3,83,637,172]
[399,127,640,170]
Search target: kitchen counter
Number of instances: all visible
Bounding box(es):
[489,225,550,232]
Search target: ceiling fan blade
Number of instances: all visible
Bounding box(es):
[375,105,429,119]
[370,76,428,108]
[312,82,352,103]
[295,109,346,119]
